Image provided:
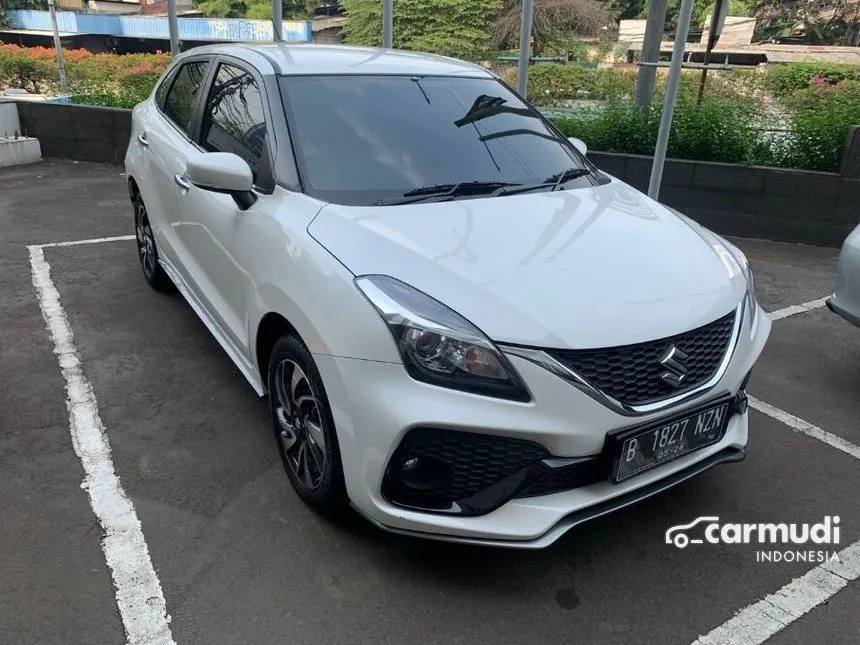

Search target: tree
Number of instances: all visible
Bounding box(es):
[610,0,647,20]
[194,0,318,19]
[752,0,860,45]
[194,0,245,18]
[663,0,754,33]
[491,0,616,55]
[341,0,503,58]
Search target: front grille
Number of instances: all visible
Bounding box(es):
[546,310,736,407]
[383,428,548,507]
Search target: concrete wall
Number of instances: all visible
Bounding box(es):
[12,101,860,246]
[588,138,859,247]
[0,100,22,136]
[16,101,132,165]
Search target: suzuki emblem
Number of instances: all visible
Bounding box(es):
[659,345,689,388]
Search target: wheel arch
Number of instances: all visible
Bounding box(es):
[255,311,299,389]
[127,176,140,200]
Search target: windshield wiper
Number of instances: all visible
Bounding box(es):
[495,167,592,197]
[375,181,522,206]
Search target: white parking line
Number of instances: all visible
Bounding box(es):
[38,235,136,248]
[693,539,860,645]
[749,396,860,460]
[25,234,848,645]
[692,294,859,644]
[767,297,830,322]
[28,244,175,645]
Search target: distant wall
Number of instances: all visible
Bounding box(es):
[6,10,312,42]
[15,101,131,165]
[12,101,860,247]
[588,127,860,247]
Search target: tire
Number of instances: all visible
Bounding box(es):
[133,194,175,293]
[268,334,348,515]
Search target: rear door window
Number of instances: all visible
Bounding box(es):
[162,61,210,137]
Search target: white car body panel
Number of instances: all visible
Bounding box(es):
[123,43,771,548]
[829,223,860,327]
[308,178,746,349]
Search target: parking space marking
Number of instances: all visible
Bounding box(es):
[693,540,860,645]
[19,236,849,645]
[28,244,175,645]
[38,235,135,249]
[692,539,860,645]
[694,295,860,644]
[749,396,860,461]
[767,297,830,322]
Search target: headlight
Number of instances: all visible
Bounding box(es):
[355,275,530,401]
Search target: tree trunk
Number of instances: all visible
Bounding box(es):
[635,0,669,107]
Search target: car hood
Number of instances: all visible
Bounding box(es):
[308,179,746,349]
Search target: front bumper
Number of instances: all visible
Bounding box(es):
[315,304,770,548]
[354,446,746,549]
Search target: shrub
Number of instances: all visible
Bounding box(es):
[0,44,167,106]
[551,101,657,155]
[0,44,57,93]
[767,62,860,98]
[772,85,860,172]
[523,63,635,105]
[549,96,773,166]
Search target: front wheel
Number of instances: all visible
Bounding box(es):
[268,334,348,516]
[133,194,175,293]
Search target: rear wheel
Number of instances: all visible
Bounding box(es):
[268,334,348,515]
[133,194,175,293]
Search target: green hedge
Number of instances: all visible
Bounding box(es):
[548,81,860,173]
[524,63,637,104]
[549,97,772,166]
[766,62,860,98]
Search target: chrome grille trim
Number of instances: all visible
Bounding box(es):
[501,300,745,417]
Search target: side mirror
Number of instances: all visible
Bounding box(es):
[185,152,257,210]
[568,137,588,156]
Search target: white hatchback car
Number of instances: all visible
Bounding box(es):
[124,43,770,548]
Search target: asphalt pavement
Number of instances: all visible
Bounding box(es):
[1,159,858,645]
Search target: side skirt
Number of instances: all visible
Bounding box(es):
[159,258,266,397]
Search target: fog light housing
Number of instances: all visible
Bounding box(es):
[397,456,451,492]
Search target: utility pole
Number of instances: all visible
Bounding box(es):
[516,0,534,97]
[696,0,728,104]
[273,0,283,42]
[383,0,393,48]
[648,0,694,200]
[167,0,179,56]
[47,0,68,94]
[635,0,668,107]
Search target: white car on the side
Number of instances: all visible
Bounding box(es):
[124,43,770,548]
[828,224,860,328]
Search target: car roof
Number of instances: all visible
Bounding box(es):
[178,43,496,78]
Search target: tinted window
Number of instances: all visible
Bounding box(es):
[163,61,209,136]
[279,75,590,206]
[154,67,174,108]
[201,64,267,181]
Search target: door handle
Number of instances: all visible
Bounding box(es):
[174,174,190,191]
[137,133,149,147]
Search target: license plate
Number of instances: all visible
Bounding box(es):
[611,399,733,483]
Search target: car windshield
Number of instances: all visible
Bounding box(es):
[278,74,594,206]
